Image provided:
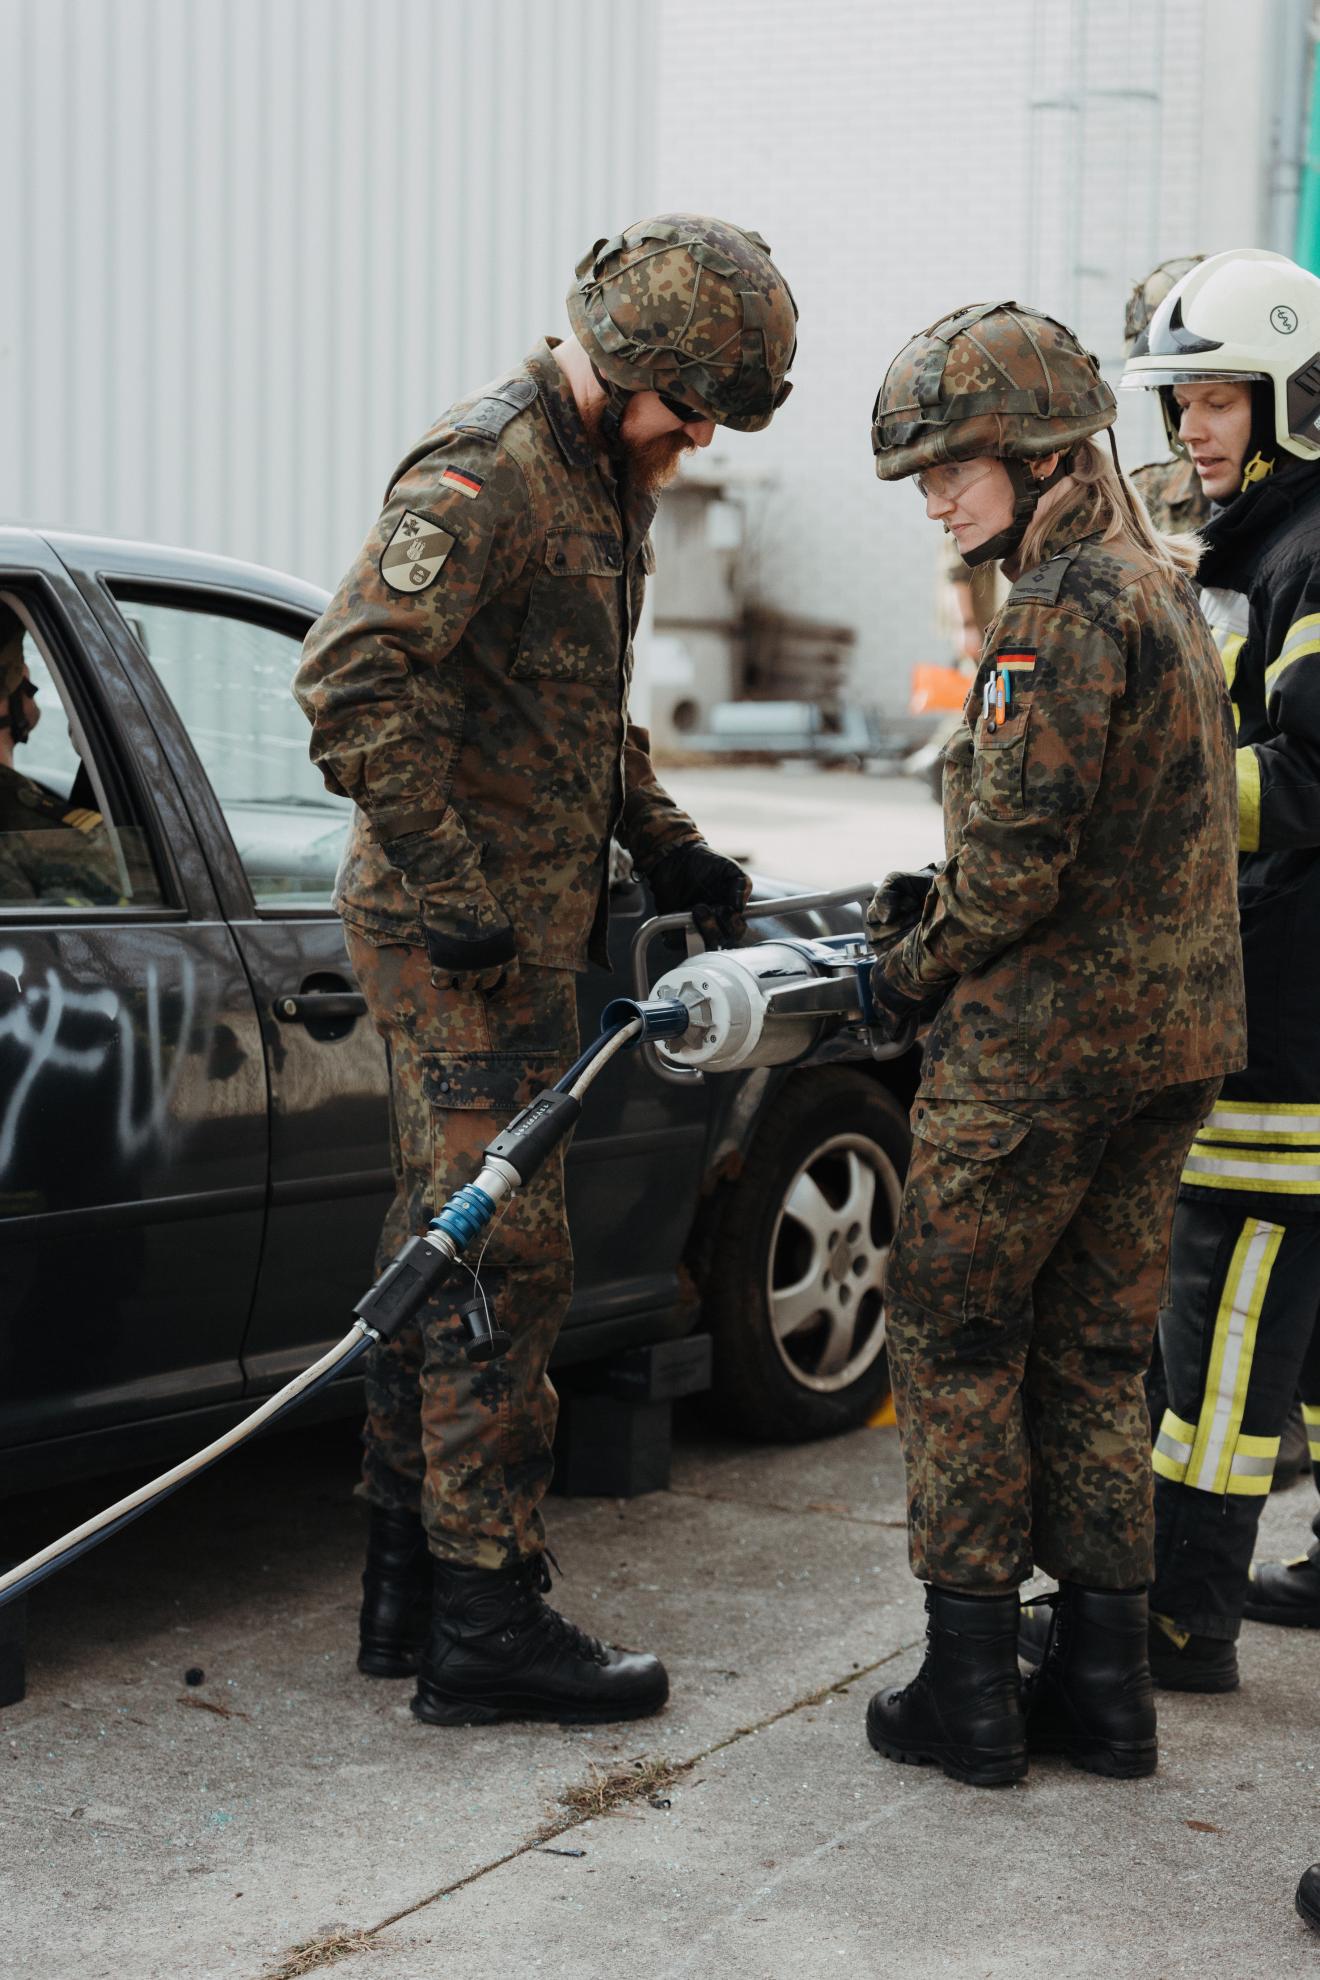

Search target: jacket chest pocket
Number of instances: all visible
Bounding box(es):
[512,528,625,684]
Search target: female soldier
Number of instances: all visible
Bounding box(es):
[862,303,1245,1786]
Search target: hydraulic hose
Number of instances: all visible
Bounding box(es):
[0,1325,376,1611]
[0,1015,661,1615]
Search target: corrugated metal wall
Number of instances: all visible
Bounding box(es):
[0,0,656,589]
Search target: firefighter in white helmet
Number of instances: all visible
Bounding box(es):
[1119,248,1320,1682]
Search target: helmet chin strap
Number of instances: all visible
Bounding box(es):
[957,452,1075,568]
[588,363,634,458]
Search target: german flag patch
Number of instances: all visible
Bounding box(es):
[439,466,485,500]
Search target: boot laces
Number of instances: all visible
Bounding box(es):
[514,1554,608,1665]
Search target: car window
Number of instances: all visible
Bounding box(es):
[0,594,165,914]
[111,591,351,910]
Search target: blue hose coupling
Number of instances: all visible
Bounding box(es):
[431,1183,496,1255]
[600,995,691,1042]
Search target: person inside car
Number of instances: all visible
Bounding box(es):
[0,608,121,907]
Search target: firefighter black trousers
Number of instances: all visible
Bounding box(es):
[1151,1191,1320,1639]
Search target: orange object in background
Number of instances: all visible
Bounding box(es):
[909,662,971,715]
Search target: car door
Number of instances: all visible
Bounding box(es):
[82,565,394,1391]
[558,869,712,1356]
[0,536,267,1479]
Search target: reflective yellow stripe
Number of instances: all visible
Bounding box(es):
[1278,611,1320,657]
[1219,631,1246,694]
[1203,1101,1320,1135]
[1152,1409,1197,1482]
[1182,1145,1320,1191]
[1265,636,1320,700]
[1304,1404,1320,1461]
[1186,1219,1282,1494]
[1226,1430,1280,1496]
[1237,747,1261,852]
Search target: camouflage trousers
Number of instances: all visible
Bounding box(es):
[345,926,579,1569]
[885,1078,1221,1593]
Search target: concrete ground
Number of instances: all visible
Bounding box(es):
[5,771,1319,1979]
[659,762,946,891]
[3,1415,1319,1980]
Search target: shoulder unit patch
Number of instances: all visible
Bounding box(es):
[451,375,539,444]
[381,511,456,594]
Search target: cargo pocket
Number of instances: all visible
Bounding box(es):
[974,705,1033,815]
[511,528,624,683]
[888,1099,1032,1320]
[422,1049,571,1266]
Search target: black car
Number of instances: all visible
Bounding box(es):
[0,528,915,1496]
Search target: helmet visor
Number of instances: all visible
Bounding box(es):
[1120,366,1266,391]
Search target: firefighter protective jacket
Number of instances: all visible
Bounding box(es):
[1183,459,1320,1211]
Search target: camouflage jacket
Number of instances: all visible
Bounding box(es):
[0,764,122,906]
[293,340,701,970]
[1131,454,1209,536]
[879,503,1246,1098]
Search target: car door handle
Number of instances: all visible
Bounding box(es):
[274,992,368,1023]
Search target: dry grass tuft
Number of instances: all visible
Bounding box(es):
[546,1753,686,1830]
[264,1925,381,1978]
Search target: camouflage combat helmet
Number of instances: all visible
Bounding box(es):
[1124,255,1205,355]
[871,301,1116,565]
[567,214,797,443]
[0,611,34,743]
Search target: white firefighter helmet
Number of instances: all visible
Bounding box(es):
[1121,247,1320,461]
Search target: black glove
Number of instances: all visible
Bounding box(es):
[646,841,752,949]
[422,916,518,994]
[866,864,938,959]
[868,959,951,1043]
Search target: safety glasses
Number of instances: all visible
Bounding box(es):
[657,391,710,426]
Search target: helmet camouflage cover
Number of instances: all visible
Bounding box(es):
[1123,255,1205,353]
[872,301,1116,482]
[567,213,798,430]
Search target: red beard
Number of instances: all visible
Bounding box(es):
[579,400,695,494]
[626,430,696,494]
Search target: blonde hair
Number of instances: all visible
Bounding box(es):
[1014,437,1201,579]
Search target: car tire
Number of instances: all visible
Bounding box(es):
[697,1068,910,1441]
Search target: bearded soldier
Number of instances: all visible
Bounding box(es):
[294,216,797,1727]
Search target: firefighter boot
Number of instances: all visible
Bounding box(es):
[1147,1609,1239,1691]
[1023,1584,1157,1778]
[866,1587,1027,1788]
[1245,1552,1320,1628]
[1020,1594,1239,1691]
[358,1505,432,1679]
[412,1555,669,1726]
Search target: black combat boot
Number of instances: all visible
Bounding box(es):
[357,1505,431,1679]
[412,1555,669,1726]
[1245,1553,1320,1628]
[1023,1584,1158,1777]
[866,1587,1026,1788]
[1297,1863,1320,1933]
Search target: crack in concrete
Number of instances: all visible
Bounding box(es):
[259,1635,923,1977]
[666,1483,908,1529]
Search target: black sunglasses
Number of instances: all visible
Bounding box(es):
[657,390,709,426]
